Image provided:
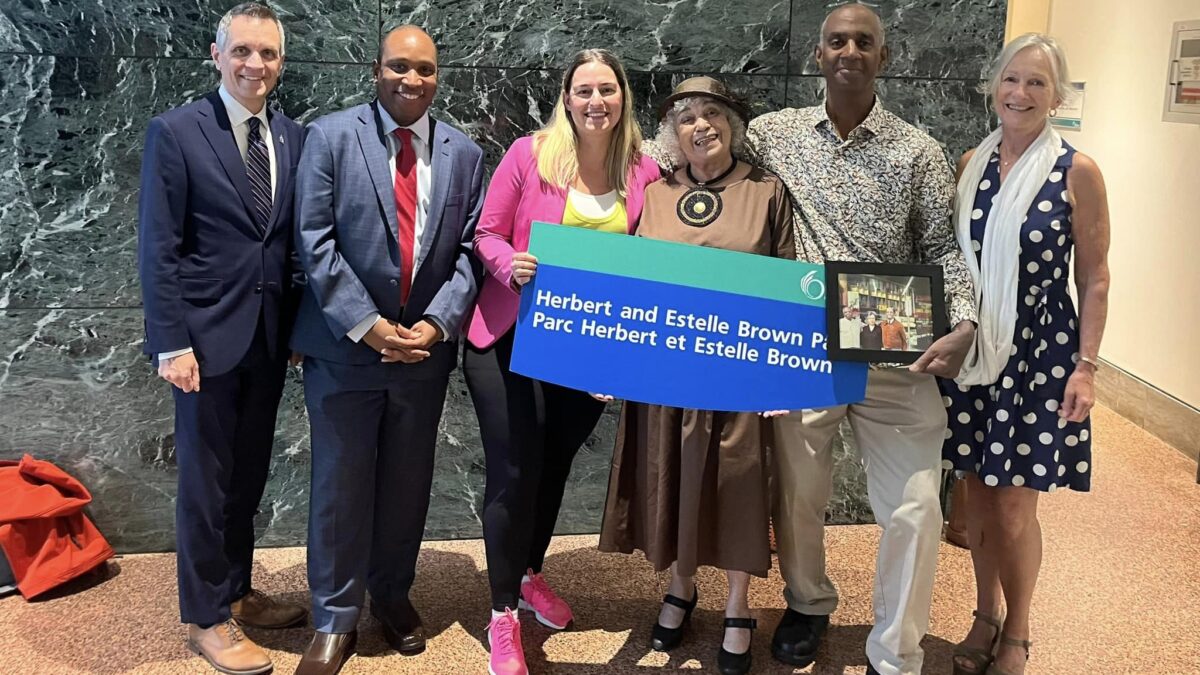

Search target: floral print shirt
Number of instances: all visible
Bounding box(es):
[745,98,978,327]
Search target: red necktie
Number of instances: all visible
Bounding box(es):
[392,128,417,305]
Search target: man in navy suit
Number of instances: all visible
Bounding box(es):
[290,25,484,675]
[137,4,306,673]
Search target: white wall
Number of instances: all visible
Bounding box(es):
[1006,0,1051,38]
[1045,0,1200,407]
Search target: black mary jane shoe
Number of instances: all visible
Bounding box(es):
[717,616,757,675]
[650,586,699,652]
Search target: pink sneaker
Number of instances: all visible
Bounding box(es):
[519,568,574,630]
[487,608,527,675]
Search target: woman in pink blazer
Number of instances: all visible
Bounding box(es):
[464,48,661,675]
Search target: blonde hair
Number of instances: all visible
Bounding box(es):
[982,33,1076,107]
[532,49,642,196]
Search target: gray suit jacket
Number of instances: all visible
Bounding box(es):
[291,101,484,375]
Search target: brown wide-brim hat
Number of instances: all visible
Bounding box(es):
[656,76,750,124]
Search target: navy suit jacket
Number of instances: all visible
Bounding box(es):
[290,101,484,377]
[137,91,304,377]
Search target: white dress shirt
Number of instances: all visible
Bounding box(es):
[348,108,449,343]
[220,85,277,200]
[839,317,863,349]
[158,86,277,362]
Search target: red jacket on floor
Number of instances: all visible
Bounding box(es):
[0,454,114,598]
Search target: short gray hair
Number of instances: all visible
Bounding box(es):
[653,97,748,168]
[216,3,286,57]
[982,33,1074,107]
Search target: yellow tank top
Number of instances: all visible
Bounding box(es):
[562,188,626,233]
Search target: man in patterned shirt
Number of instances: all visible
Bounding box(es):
[747,4,978,675]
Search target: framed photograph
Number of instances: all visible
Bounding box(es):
[824,261,948,364]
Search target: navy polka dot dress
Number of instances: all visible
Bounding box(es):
[939,141,1091,492]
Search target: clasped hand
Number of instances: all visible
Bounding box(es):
[363,318,442,364]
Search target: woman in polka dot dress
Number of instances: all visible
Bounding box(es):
[940,35,1111,675]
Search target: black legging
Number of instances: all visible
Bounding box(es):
[464,330,606,611]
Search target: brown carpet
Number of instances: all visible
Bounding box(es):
[2,405,1197,674]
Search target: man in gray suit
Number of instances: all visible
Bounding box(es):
[290,25,484,675]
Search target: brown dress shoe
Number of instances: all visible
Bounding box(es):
[294,631,357,675]
[371,602,426,654]
[232,589,308,629]
[187,619,273,675]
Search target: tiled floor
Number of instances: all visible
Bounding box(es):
[2,405,1197,674]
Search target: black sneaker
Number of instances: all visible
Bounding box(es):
[770,608,829,667]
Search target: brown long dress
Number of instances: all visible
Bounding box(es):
[598,164,795,577]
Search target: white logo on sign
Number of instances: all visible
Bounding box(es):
[801,270,825,301]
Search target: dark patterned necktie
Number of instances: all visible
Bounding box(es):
[246,116,272,231]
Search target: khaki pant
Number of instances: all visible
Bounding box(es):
[773,369,946,675]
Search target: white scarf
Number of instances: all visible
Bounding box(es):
[954,121,1062,386]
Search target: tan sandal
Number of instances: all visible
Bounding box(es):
[952,610,1004,675]
[985,635,1032,675]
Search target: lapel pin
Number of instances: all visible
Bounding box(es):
[279,135,285,144]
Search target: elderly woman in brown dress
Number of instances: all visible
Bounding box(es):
[598,77,794,675]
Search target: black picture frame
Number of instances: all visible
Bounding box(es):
[824,261,949,364]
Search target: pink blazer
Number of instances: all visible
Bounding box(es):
[466,135,663,348]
